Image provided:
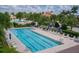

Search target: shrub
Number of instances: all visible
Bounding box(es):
[63,30,79,38]
[61,24,68,30]
[13,23,32,27]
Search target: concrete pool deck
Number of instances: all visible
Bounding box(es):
[32,27,79,53]
[7,27,79,53]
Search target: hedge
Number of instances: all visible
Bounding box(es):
[63,30,79,38]
[13,23,32,27]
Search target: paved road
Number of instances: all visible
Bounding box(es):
[58,45,79,53]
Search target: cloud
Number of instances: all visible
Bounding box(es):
[0,5,76,14]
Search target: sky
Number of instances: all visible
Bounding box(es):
[0,5,79,14]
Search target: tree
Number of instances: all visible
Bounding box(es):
[4,12,11,29]
[22,12,27,18]
[0,12,11,42]
[0,12,16,53]
[71,6,78,14]
[67,6,79,30]
[56,6,79,30]
[16,12,23,20]
[67,15,78,30]
[0,26,5,42]
[11,12,15,16]
[0,12,10,29]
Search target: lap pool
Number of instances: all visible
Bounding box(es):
[10,28,61,52]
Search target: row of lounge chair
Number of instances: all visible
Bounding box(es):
[34,25,79,43]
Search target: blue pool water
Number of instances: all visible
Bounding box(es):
[10,28,61,52]
[10,19,31,23]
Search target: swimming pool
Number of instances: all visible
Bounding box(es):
[10,19,32,23]
[10,28,61,52]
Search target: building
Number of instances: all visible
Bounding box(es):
[10,15,16,19]
[42,11,53,17]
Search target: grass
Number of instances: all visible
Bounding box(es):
[0,38,17,53]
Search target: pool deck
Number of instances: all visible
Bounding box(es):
[7,27,79,53]
[6,29,31,53]
[32,27,79,53]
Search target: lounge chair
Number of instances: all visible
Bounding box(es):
[39,25,48,30]
[69,36,76,40]
[13,45,17,48]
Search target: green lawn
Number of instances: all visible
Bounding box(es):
[0,38,17,53]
